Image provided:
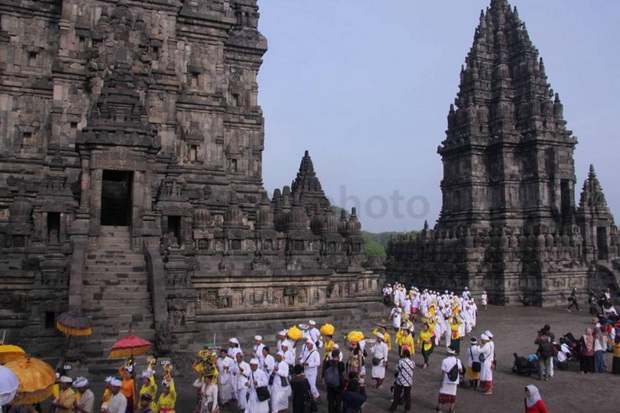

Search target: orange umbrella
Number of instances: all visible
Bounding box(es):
[109,335,152,359]
[56,311,93,336]
[4,357,56,404]
[0,345,26,364]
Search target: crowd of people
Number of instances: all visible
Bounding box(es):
[8,283,619,413]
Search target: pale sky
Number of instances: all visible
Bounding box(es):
[257,0,620,233]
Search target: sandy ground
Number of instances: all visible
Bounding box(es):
[40,304,619,413]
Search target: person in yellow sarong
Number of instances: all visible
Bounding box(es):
[449,316,462,355]
[417,322,434,369]
[156,376,177,413]
[52,376,76,413]
[101,377,114,412]
[139,368,158,412]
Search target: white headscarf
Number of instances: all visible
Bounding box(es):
[525,385,542,408]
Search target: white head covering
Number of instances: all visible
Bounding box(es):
[276,351,285,358]
[376,332,384,339]
[74,377,88,388]
[105,376,114,384]
[481,333,489,341]
[333,343,340,349]
[141,371,151,379]
[229,338,240,345]
[278,330,288,336]
[250,358,260,365]
[484,330,493,339]
[309,320,316,325]
[110,379,122,387]
[59,376,73,384]
[446,347,457,355]
[254,335,263,341]
[525,385,542,408]
[161,380,171,387]
[306,338,314,346]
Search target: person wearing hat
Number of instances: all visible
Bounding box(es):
[435,346,463,413]
[105,379,127,413]
[156,373,177,413]
[478,334,494,395]
[302,340,321,404]
[228,338,242,360]
[270,351,291,413]
[193,374,218,413]
[232,352,250,412]
[371,333,389,388]
[281,341,295,369]
[139,369,157,412]
[119,362,137,413]
[307,320,321,349]
[52,376,76,413]
[390,304,403,332]
[73,377,94,413]
[253,336,266,368]
[466,338,481,389]
[138,394,154,413]
[246,358,269,413]
[101,377,115,412]
[373,320,392,351]
[276,331,289,354]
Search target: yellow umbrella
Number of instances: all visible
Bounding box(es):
[287,326,303,341]
[5,357,56,404]
[320,323,335,336]
[0,345,26,364]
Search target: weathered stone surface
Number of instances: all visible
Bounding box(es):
[0,0,382,365]
[386,0,619,306]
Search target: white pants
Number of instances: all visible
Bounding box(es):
[305,367,320,398]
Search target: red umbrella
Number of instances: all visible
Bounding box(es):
[109,335,152,359]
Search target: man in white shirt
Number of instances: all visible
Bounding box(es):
[262,346,275,376]
[302,339,321,402]
[233,352,251,412]
[371,333,389,388]
[435,347,463,413]
[105,379,126,413]
[73,377,94,413]
[246,359,270,413]
[253,335,265,368]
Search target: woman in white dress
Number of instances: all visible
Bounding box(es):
[193,375,219,413]
[215,350,234,406]
[270,352,291,413]
[371,334,389,388]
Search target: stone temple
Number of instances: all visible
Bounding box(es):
[0,0,382,365]
[386,0,620,306]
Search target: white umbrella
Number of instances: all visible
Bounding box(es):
[0,365,19,406]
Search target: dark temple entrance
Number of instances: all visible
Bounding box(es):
[101,170,132,226]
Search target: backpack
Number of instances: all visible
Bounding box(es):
[538,336,554,358]
[447,359,460,382]
[324,363,341,388]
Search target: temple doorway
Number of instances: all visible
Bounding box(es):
[100,170,133,226]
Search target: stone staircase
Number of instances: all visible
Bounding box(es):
[81,226,155,374]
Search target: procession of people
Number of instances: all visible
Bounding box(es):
[4,283,619,413]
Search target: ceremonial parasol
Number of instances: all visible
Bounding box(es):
[55,311,93,336]
[346,331,364,343]
[0,344,26,364]
[109,335,152,358]
[287,326,303,341]
[4,357,56,404]
[0,365,19,406]
[320,323,335,336]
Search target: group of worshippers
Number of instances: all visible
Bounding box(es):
[49,375,94,413]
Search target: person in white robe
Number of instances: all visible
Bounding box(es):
[478,333,494,395]
[215,349,234,405]
[276,330,290,353]
[193,375,218,413]
[371,333,389,388]
[390,304,403,331]
[307,320,321,348]
[253,336,266,368]
[270,352,291,413]
[262,346,275,376]
[435,347,463,413]
[281,341,296,370]
[233,353,250,412]
[301,339,321,401]
[246,358,270,413]
[227,338,242,360]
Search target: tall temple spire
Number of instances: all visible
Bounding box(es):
[437,0,577,230]
[578,165,611,215]
[289,150,330,213]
